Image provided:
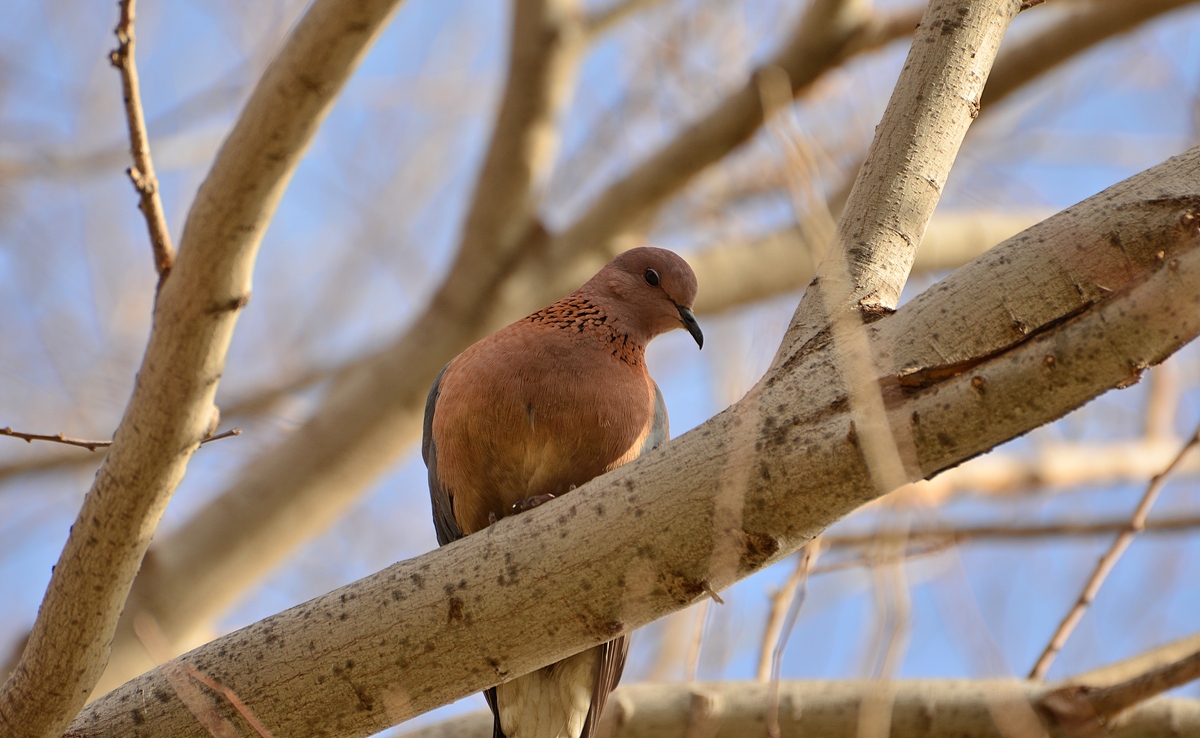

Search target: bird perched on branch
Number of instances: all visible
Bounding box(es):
[422,246,702,738]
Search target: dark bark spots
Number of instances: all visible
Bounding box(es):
[448,596,465,623]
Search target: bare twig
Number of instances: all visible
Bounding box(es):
[684,601,711,683]
[183,666,277,738]
[0,426,240,453]
[0,427,110,452]
[1028,425,1200,679]
[110,0,175,282]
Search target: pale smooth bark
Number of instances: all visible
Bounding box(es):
[68,143,1200,738]
[0,1,406,735]
[396,681,1200,738]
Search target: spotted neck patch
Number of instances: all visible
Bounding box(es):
[525,294,645,367]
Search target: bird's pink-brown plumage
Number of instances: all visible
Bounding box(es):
[423,247,701,738]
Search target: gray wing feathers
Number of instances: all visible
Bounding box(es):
[423,366,463,547]
[581,635,629,738]
[638,381,670,456]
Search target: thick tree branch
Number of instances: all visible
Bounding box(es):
[110,0,175,281]
[68,144,1200,737]
[395,681,1200,738]
[0,0,406,735]
[1029,426,1200,679]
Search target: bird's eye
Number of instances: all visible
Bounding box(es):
[644,268,660,287]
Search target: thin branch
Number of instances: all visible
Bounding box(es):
[110,0,175,281]
[982,0,1197,110]
[1072,631,1200,688]
[0,427,110,452]
[1041,647,1200,729]
[0,426,241,453]
[809,513,1200,576]
[822,514,1200,550]
[1028,425,1200,680]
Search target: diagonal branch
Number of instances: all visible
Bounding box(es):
[1028,425,1200,679]
[110,0,175,282]
[1041,647,1200,729]
[982,0,1198,110]
[0,1,407,735]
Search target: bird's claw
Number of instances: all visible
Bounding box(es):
[511,493,556,514]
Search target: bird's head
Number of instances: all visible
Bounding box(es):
[590,246,703,349]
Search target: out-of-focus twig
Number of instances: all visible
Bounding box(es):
[581,0,666,39]
[823,514,1200,550]
[765,539,821,738]
[1029,425,1200,680]
[1143,363,1180,440]
[110,0,175,282]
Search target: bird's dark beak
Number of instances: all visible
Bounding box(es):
[677,305,703,349]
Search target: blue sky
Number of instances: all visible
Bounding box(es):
[2,1,1200,734]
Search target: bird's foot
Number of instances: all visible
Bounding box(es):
[511,493,556,514]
